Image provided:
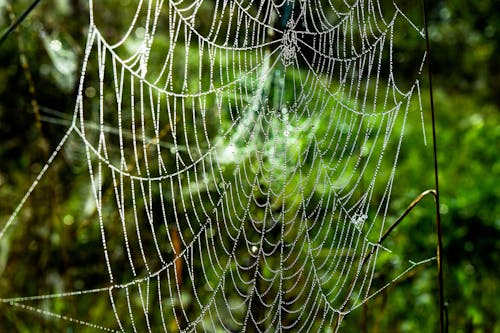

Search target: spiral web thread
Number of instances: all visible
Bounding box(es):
[0,0,434,331]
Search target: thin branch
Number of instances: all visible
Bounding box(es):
[333,189,444,332]
[422,0,446,331]
[0,0,42,47]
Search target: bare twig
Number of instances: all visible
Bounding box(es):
[0,0,42,47]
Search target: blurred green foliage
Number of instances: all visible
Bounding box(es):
[0,0,499,332]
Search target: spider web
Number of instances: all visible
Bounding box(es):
[0,0,435,331]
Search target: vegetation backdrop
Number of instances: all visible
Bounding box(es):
[0,0,499,332]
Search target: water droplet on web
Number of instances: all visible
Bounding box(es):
[135,27,146,39]
[50,40,62,52]
[351,213,368,232]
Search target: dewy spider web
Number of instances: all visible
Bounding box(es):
[0,0,435,331]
